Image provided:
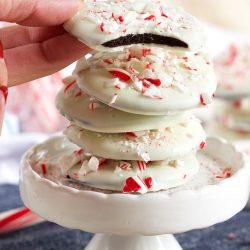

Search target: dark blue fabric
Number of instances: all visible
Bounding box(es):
[0,184,250,250]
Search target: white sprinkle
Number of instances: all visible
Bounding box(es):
[174,82,187,92]
[143,84,162,99]
[133,80,143,92]
[140,152,150,162]
[114,166,122,174]
[88,156,99,171]
[79,160,89,175]
[78,156,99,176]
[104,21,119,33]
[123,11,137,24]
[141,69,154,78]
[109,93,118,105]
[114,81,127,90]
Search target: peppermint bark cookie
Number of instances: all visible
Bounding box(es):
[56,77,191,133]
[31,137,199,194]
[64,117,206,162]
[64,0,206,51]
[67,153,199,193]
[214,44,250,98]
[74,47,216,115]
[221,98,250,133]
[52,2,217,194]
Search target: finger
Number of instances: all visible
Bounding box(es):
[0,41,8,135]
[0,42,8,85]
[0,0,81,26]
[4,34,90,86]
[0,25,65,49]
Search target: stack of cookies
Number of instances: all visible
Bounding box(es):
[55,0,217,194]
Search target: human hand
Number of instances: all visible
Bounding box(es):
[0,0,90,133]
[0,0,90,86]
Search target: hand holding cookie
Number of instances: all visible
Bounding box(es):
[0,0,91,133]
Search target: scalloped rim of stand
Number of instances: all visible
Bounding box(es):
[234,140,250,208]
[20,137,250,235]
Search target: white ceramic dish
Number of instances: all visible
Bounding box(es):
[20,136,250,250]
[235,140,250,208]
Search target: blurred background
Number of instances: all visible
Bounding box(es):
[172,0,250,34]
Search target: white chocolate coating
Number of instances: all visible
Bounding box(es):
[68,154,199,192]
[64,117,206,161]
[207,123,250,142]
[222,99,250,133]
[214,44,250,98]
[56,81,192,133]
[64,0,206,51]
[56,6,215,193]
[75,47,216,115]
[31,136,199,194]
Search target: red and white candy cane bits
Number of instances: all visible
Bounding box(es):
[0,207,44,234]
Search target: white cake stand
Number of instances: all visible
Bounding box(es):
[20,137,250,250]
[207,123,250,207]
[235,140,250,208]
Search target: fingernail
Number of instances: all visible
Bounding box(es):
[0,86,8,103]
[0,40,3,59]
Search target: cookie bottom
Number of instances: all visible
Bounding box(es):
[66,177,165,194]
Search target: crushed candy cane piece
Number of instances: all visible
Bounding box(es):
[144,15,155,21]
[74,149,84,155]
[160,6,168,18]
[200,93,212,106]
[122,176,147,194]
[215,168,232,179]
[79,156,99,175]
[200,141,206,150]
[100,23,105,32]
[75,91,82,97]
[99,158,108,166]
[88,102,99,110]
[119,161,132,170]
[125,132,138,137]
[142,48,151,57]
[118,16,124,23]
[41,164,47,175]
[222,44,238,66]
[64,81,76,93]
[136,161,147,172]
[144,78,161,87]
[108,69,131,82]
[144,177,153,189]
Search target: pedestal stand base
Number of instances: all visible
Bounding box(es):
[85,234,182,250]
